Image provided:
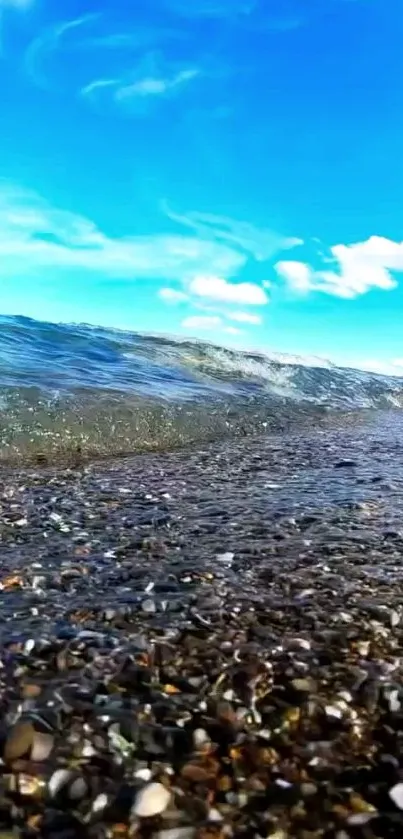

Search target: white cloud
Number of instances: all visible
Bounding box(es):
[189,274,268,305]
[0,184,252,281]
[225,325,242,335]
[159,288,188,302]
[182,315,222,330]
[181,315,243,337]
[228,311,262,324]
[275,235,402,298]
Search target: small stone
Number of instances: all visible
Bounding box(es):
[216,552,234,565]
[325,704,343,719]
[48,769,74,798]
[287,638,311,651]
[92,793,109,813]
[21,682,42,699]
[141,599,157,614]
[157,830,196,839]
[193,728,210,749]
[135,768,153,782]
[4,722,34,762]
[347,813,376,826]
[292,678,317,693]
[301,783,317,797]
[31,732,54,762]
[389,782,403,809]
[207,809,224,822]
[388,689,401,713]
[132,782,171,818]
[69,776,88,800]
[181,763,211,783]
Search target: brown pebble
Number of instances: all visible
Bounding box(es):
[21,683,42,699]
[4,722,34,762]
[181,764,212,783]
[181,758,219,783]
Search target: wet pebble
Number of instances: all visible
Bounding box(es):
[132,782,171,818]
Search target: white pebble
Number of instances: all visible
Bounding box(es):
[132,782,171,818]
[347,813,376,826]
[208,808,223,822]
[388,689,401,713]
[92,793,109,813]
[216,552,234,565]
[48,769,73,798]
[157,829,196,839]
[288,637,311,651]
[135,768,153,782]
[325,705,343,719]
[389,782,403,809]
[193,728,210,749]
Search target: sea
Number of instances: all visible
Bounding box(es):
[0,313,402,464]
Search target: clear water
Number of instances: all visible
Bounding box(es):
[0,314,402,463]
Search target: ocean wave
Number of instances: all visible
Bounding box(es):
[0,314,401,463]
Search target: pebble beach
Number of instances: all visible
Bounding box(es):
[1,412,403,838]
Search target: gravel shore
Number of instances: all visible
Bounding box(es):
[0,413,403,838]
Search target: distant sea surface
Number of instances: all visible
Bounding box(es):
[0,314,401,464]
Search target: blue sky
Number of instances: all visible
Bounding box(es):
[0,0,402,373]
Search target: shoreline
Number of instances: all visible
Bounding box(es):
[0,405,378,471]
[0,418,402,836]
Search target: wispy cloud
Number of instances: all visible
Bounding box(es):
[164,0,257,19]
[25,14,99,89]
[0,0,33,7]
[275,235,402,298]
[193,0,380,35]
[118,68,199,99]
[25,13,193,108]
[163,203,301,261]
[82,65,200,109]
[0,184,284,289]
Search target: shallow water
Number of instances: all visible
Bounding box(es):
[0,314,403,463]
[1,410,403,834]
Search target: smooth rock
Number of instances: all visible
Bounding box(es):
[389,782,403,809]
[132,782,171,818]
[141,599,157,614]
